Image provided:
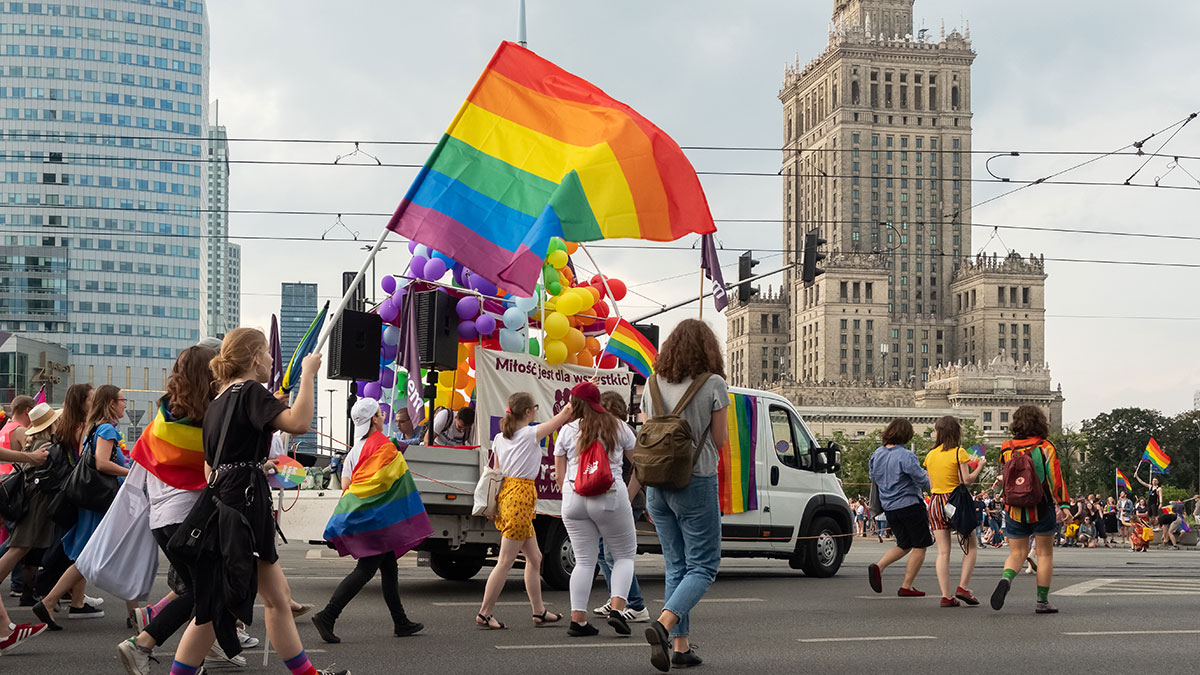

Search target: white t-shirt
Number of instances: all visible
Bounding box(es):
[554,420,636,487]
[146,471,201,530]
[342,436,368,483]
[432,408,471,446]
[492,426,543,480]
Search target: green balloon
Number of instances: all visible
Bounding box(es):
[548,281,562,295]
[528,339,540,356]
[548,237,566,254]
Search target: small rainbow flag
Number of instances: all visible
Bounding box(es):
[33,385,46,405]
[386,41,715,296]
[718,393,758,515]
[968,445,987,460]
[324,432,433,560]
[1143,438,1170,472]
[1116,469,1130,490]
[130,397,205,490]
[603,319,657,378]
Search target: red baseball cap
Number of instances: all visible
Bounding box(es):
[570,382,606,414]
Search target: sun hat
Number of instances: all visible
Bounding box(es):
[24,402,61,435]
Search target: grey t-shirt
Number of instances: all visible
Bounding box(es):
[640,374,730,477]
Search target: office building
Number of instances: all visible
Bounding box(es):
[281,282,318,454]
[205,119,237,337]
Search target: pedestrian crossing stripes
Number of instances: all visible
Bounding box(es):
[1054,578,1200,596]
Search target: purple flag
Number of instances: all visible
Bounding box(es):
[268,314,282,392]
[396,293,425,428]
[700,234,729,312]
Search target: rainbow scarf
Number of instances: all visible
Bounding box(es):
[603,319,657,378]
[717,393,758,514]
[324,432,432,560]
[386,41,716,296]
[130,397,205,490]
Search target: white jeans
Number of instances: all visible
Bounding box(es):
[561,481,637,613]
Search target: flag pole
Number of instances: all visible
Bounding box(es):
[698,269,704,320]
[579,243,624,378]
[315,227,390,355]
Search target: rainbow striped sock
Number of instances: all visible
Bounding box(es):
[283,650,319,675]
[170,661,199,675]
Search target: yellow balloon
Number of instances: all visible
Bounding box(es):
[564,327,586,355]
[544,339,568,365]
[578,288,596,311]
[544,311,570,339]
[435,385,452,408]
[547,249,568,270]
[557,292,583,316]
[437,369,457,388]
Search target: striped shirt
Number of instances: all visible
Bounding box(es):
[999,436,1069,524]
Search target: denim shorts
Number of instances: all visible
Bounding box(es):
[1004,505,1057,539]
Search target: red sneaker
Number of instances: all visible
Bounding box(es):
[955,587,980,605]
[897,587,926,597]
[0,623,48,654]
[940,597,961,607]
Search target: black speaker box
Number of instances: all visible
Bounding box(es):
[416,290,459,371]
[327,309,382,381]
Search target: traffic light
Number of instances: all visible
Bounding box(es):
[801,230,826,285]
[737,251,759,302]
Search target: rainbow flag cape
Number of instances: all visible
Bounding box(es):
[324,432,432,559]
[1116,468,1130,491]
[386,41,716,296]
[602,319,657,378]
[130,397,206,490]
[718,393,758,515]
[1143,438,1170,471]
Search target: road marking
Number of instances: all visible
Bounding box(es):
[649,597,764,604]
[798,635,936,643]
[433,601,557,607]
[853,595,909,600]
[496,643,642,650]
[1064,630,1200,637]
[1053,578,1113,596]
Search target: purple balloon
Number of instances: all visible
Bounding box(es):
[380,342,397,361]
[469,274,498,297]
[455,296,480,320]
[409,255,426,279]
[381,275,396,295]
[457,321,479,341]
[379,298,399,323]
[363,382,382,400]
[407,240,419,254]
[379,403,391,424]
[475,314,497,335]
[424,257,447,281]
[355,380,367,397]
[379,368,395,389]
[452,264,468,287]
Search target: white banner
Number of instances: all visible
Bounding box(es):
[474,348,633,516]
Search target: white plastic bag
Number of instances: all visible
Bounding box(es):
[472,467,505,517]
[75,462,158,601]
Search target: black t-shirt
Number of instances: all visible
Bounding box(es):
[203,381,288,467]
[1158,512,1177,527]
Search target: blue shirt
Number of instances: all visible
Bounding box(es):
[868,444,929,512]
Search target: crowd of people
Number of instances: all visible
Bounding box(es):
[0,317,731,674]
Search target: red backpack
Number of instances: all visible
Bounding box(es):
[574,440,614,497]
[1003,447,1045,508]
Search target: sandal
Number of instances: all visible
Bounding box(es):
[476,613,506,630]
[532,610,563,626]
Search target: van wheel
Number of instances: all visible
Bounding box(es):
[541,521,575,591]
[800,516,844,578]
[429,552,485,581]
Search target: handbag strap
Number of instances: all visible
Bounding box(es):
[207,383,243,487]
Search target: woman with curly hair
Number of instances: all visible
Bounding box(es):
[640,319,729,671]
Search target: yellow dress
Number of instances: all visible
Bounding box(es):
[494,477,537,541]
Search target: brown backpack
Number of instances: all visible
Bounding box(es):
[1002,447,1045,508]
[632,374,711,490]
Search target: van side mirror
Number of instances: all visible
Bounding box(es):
[824,442,842,474]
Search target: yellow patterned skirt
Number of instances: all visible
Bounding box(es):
[494,477,537,541]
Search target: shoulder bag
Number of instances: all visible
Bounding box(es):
[63,425,120,513]
[167,383,242,559]
[471,448,504,518]
[0,465,28,523]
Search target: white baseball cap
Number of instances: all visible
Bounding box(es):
[351,397,381,441]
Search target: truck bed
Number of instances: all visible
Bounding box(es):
[405,444,481,515]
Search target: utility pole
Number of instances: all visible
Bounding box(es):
[326,388,337,451]
[518,0,527,46]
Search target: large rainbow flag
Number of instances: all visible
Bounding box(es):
[718,393,758,515]
[1143,437,1170,472]
[130,397,205,490]
[603,319,657,378]
[324,432,433,559]
[386,41,716,296]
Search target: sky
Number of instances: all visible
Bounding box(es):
[206,1,1200,437]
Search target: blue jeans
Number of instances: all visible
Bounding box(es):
[598,538,645,611]
[646,475,721,639]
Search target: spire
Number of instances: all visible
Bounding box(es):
[965,19,971,40]
[940,19,945,41]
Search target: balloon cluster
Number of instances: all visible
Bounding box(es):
[355,238,629,416]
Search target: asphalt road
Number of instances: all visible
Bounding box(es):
[5,537,1200,674]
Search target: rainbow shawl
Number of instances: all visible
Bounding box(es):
[130,397,205,490]
[717,393,758,515]
[324,432,432,560]
[386,41,716,296]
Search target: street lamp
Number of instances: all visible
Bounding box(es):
[879,343,889,384]
[326,388,337,450]
[318,416,326,454]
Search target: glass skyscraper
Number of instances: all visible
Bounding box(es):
[205,119,237,337]
[0,0,211,431]
[280,282,318,455]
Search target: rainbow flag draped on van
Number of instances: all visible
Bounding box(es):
[717,393,758,515]
[324,432,432,559]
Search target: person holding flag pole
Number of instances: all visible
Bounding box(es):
[1135,438,1170,516]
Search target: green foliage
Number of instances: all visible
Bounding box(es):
[1073,407,1200,497]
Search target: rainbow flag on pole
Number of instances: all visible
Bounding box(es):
[386,41,716,296]
[602,319,657,378]
[324,432,432,559]
[130,397,205,490]
[1143,438,1170,472]
[1116,469,1130,491]
[718,393,758,515]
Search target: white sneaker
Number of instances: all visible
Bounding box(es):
[619,606,651,623]
[208,643,247,667]
[116,637,153,675]
[85,594,104,608]
[592,601,612,617]
[237,627,260,649]
[133,606,154,634]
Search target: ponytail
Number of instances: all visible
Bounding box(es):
[500,392,535,440]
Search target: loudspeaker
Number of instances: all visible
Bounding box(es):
[416,290,458,371]
[631,323,660,386]
[327,309,382,381]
